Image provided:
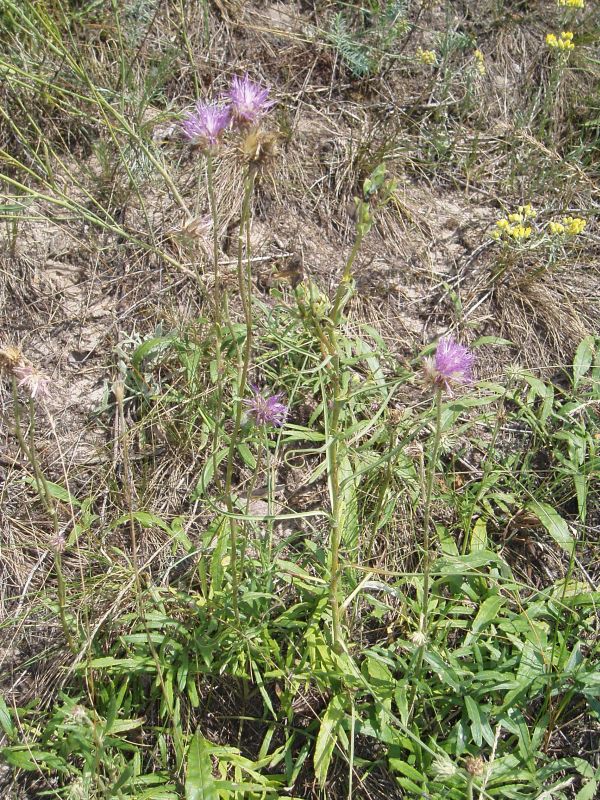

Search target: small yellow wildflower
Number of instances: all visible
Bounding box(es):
[474,49,486,76]
[547,31,575,51]
[509,224,532,241]
[549,221,566,235]
[416,48,437,66]
[518,204,536,219]
[563,215,586,235]
[493,215,532,243]
[558,0,584,8]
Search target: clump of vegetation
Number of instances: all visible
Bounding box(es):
[0,2,599,800]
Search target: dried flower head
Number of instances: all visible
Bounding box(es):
[0,346,22,369]
[239,129,278,168]
[465,755,485,777]
[422,336,474,395]
[50,531,67,553]
[12,362,52,401]
[181,101,231,148]
[243,384,288,427]
[228,73,274,126]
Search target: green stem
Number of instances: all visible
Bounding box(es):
[207,153,225,494]
[326,223,368,653]
[11,384,75,652]
[408,387,443,717]
[331,230,365,326]
[328,359,345,653]
[419,387,443,634]
[223,169,256,623]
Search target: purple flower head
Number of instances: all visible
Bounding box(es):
[227,74,274,125]
[243,384,288,427]
[181,101,231,147]
[422,336,474,395]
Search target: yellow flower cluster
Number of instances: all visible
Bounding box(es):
[549,216,587,235]
[546,31,575,50]
[558,0,584,8]
[416,48,437,66]
[474,49,486,76]
[493,205,536,242]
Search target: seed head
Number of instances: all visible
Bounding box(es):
[411,630,428,647]
[182,101,231,149]
[243,384,288,427]
[422,336,474,395]
[228,73,274,126]
[431,754,458,781]
[465,755,485,777]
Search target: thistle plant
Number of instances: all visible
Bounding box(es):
[0,348,74,652]
[410,336,474,708]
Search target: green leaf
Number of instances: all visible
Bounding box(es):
[314,694,346,787]
[422,651,461,692]
[465,595,505,644]
[526,500,575,556]
[576,780,597,800]
[22,477,80,507]
[186,729,218,800]
[470,517,487,552]
[112,511,170,532]
[237,442,256,469]
[388,759,424,784]
[573,336,595,388]
[193,449,228,500]
[0,695,14,739]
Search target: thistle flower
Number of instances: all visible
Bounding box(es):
[12,362,52,401]
[243,384,288,427]
[227,73,274,126]
[422,337,474,395]
[181,101,231,148]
